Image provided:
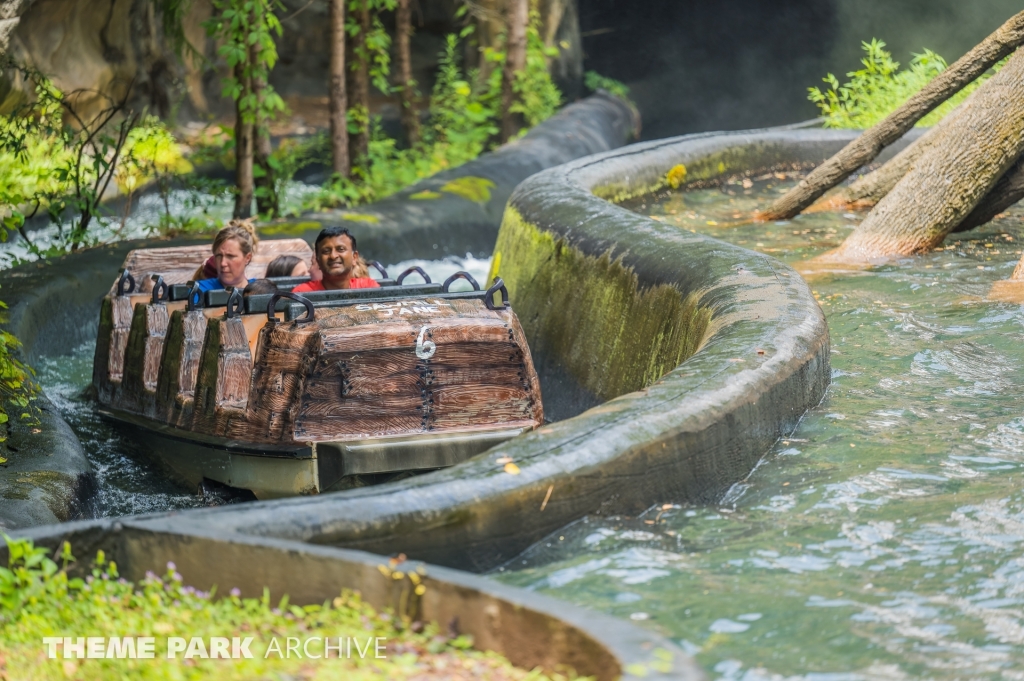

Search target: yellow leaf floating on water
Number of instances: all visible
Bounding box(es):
[666,164,687,189]
[503,462,520,475]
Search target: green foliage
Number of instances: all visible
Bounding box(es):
[204,0,286,128]
[0,59,141,256]
[0,299,37,456]
[809,39,1001,129]
[510,11,563,127]
[584,70,632,104]
[309,15,562,211]
[0,536,589,680]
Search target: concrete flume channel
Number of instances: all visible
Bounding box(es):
[3,121,914,677]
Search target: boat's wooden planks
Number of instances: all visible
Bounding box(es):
[289,303,543,442]
[117,303,171,416]
[192,317,252,436]
[155,309,208,427]
[240,322,319,442]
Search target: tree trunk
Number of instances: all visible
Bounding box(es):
[394,0,420,147]
[347,0,371,166]
[233,60,254,220]
[954,156,1024,232]
[328,0,350,177]
[761,10,1024,221]
[810,104,967,212]
[499,0,529,144]
[252,37,278,217]
[822,49,1024,263]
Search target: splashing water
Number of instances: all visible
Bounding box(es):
[494,173,1024,679]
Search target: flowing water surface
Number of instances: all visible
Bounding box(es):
[494,174,1024,679]
[35,255,491,518]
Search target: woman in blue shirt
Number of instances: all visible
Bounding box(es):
[195,220,259,292]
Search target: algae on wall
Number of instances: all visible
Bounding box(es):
[491,207,713,402]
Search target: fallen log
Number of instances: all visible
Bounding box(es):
[821,48,1024,263]
[760,10,1024,221]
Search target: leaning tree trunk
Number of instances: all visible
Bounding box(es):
[233,60,254,219]
[499,0,529,144]
[394,0,420,147]
[822,49,1024,263]
[809,102,968,212]
[347,0,371,166]
[328,0,349,176]
[761,9,1024,221]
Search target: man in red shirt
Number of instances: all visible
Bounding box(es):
[293,227,380,292]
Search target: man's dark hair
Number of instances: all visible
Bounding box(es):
[314,226,356,253]
[242,279,280,297]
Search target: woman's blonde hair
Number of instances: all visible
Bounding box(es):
[212,218,259,257]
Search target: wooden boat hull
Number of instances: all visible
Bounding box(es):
[95,242,544,499]
[100,407,525,499]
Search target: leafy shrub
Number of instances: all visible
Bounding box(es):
[307,12,563,212]
[0,535,589,680]
[809,39,1001,129]
[584,71,632,104]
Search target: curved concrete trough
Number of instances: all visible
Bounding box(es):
[6,518,702,680]
[145,128,879,572]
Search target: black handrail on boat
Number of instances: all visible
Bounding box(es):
[442,271,481,292]
[484,277,510,311]
[225,289,244,318]
[150,275,168,305]
[397,266,431,285]
[186,283,203,312]
[368,260,389,279]
[116,270,135,296]
[267,291,316,325]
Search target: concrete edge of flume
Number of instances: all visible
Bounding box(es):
[3,518,702,680]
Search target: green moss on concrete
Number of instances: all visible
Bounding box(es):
[591,144,770,204]
[440,177,496,204]
[492,207,713,401]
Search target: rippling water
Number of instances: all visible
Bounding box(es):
[34,254,492,518]
[494,174,1024,679]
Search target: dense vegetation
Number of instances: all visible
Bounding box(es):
[808,39,1001,129]
[0,536,587,680]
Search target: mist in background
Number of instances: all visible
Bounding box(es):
[580,0,1022,140]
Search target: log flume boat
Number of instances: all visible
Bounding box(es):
[91,239,543,499]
